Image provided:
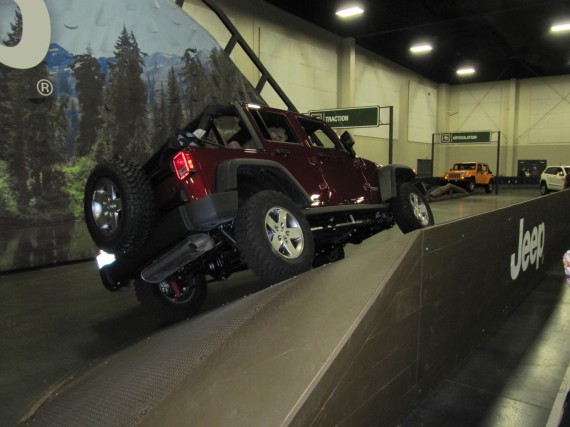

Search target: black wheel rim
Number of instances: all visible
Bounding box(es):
[91,178,123,236]
[158,280,200,304]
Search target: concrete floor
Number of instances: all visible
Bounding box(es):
[402,261,570,427]
[1,187,568,426]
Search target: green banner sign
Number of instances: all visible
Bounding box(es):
[308,106,380,128]
[441,131,492,144]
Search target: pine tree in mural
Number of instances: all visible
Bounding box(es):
[166,66,183,135]
[30,97,70,217]
[0,9,70,221]
[151,84,168,151]
[209,49,262,106]
[180,48,211,120]
[0,9,22,220]
[102,27,150,162]
[0,91,15,218]
[71,48,104,157]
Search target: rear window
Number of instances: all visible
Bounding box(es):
[250,111,298,143]
[206,115,256,149]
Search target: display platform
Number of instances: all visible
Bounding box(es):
[2,189,569,427]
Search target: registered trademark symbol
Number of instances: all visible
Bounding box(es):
[36,79,53,96]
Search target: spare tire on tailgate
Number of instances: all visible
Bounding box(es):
[84,159,155,254]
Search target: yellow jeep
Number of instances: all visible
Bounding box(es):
[441,162,495,193]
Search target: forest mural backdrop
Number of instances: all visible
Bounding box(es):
[0,0,263,271]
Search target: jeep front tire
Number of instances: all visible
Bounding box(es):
[234,190,314,284]
[391,182,434,233]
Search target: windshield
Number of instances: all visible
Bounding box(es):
[453,163,475,170]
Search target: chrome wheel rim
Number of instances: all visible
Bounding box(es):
[265,206,304,259]
[409,193,430,226]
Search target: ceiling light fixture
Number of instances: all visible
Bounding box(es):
[551,22,570,32]
[336,6,364,18]
[410,44,432,54]
[457,67,475,76]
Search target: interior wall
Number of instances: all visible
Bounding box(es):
[436,76,570,175]
[184,0,570,176]
[181,0,341,112]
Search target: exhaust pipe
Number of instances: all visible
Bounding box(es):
[140,233,214,283]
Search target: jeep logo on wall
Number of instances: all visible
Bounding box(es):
[510,218,545,280]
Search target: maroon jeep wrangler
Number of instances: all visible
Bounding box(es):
[84,101,433,323]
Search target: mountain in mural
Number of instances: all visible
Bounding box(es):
[1,0,220,57]
[43,42,210,101]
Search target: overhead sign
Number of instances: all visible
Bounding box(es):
[308,106,380,128]
[441,131,492,144]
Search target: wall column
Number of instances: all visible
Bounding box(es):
[338,38,355,108]
[505,78,519,176]
[434,83,450,174]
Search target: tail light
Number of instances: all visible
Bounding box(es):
[172,151,195,180]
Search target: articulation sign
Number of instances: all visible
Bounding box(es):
[308,106,380,128]
[441,131,491,144]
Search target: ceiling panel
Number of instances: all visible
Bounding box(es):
[264,0,570,84]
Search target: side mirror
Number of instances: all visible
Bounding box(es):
[340,131,356,157]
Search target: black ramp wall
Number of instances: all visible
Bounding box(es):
[291,191,570,426]
[23,192,570,426]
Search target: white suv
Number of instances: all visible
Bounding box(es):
[540,165,570,195]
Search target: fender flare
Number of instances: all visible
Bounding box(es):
[377,164,417,202]
[216,159,312,207]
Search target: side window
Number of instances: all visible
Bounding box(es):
[297,118,341,150]
[251,111,298,143]
[209,115,256,149]
[481,164,488,172]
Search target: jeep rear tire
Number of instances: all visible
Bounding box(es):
[135,275,207,324]
[84,159,155,254]
[485,180,494,193]
[392,182,434,234]
[234,190,314,284]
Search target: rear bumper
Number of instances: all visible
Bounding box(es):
[99,191,238,290]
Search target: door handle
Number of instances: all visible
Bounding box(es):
[275,148,290,157]
[317,152,330,161]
